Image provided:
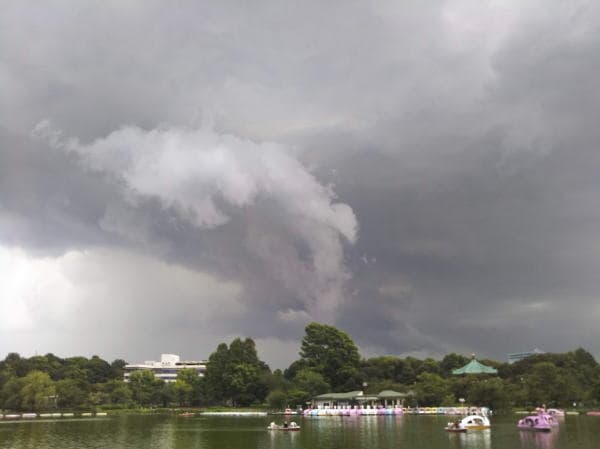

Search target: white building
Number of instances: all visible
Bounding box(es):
[124,354,207,383]
[507,348,544,364]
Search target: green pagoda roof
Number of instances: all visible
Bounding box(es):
[452,358,498,375]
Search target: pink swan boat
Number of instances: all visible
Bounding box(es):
[517,414,552,432]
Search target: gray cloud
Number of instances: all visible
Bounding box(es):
[2,0,600,367]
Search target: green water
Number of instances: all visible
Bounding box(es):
[1,414,599,449]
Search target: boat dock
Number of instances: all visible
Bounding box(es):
[0,412,109,419]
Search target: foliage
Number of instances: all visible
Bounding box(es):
[56,378,88,409]
[467,378,512,411]
[414,373,449,406]
[104,379,133,406]
[204,337,271,407]
[292,368,330,397]
[440,353,469,376]
[19,371,56,411]
[1,329,599,411]
[128,370,164,406]
[299,322,361,391]
[266,389,288,409]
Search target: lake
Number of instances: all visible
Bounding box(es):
[1,413,599,449]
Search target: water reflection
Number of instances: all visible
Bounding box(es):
[298,414,406,449]
[266,426,299,449]
[3,413,599,449]
[447,429,491,449]
[519,429,559,449]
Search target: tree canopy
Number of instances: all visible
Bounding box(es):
[1,331,599,412]
[299,322,361,391]
[204,337,271,407]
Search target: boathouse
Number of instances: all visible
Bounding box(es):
[312,390,411,408]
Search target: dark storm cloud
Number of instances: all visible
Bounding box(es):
[0,129,125,253]
[315,2,600,358]
[2,0,600,366]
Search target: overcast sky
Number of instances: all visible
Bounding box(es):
[2,0,600,368]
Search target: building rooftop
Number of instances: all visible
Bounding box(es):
[452,358,498,375]
[507,348,544,363]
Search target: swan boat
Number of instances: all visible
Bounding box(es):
[455,414,491,430]
[517,414,552,432]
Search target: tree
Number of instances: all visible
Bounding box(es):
[299,322,361,390]
[267,389,287,409]
[61,357,90,383]
[415,373,449,406]
[204,337,271,406]
[204,343,230,403]
[572,348,597,368]
[361,356,401,383]
[1,376,24,410]
[467,378,512,411]
[398,357,419,384]
[421,358,440,375]
[104,379,133,406]
[3,353,28,377]
[159,383,176,407]
[20,371,56,411]
[174,368,199,406]
[229,364,261,406]
[128,370,164,406]
[284,359,309,381]
[524,362,574,406]
[86,356,112,384]
[440,353,469,377]
[110,359,128,380]
[56,378,88,409]
[292,368,330,397]
[264,369,288,393]
[286,389,311,408]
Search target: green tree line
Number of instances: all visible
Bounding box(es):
[2,323,600,412]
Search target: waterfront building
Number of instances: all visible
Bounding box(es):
[507,348,544,364]
[312,390,411,409]
[123,354,207,383]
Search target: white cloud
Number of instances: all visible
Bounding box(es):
[37,122,357,320]
[0,245,244,360]
[0,246,75,332]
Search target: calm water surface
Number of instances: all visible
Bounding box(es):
[1,414,599,449]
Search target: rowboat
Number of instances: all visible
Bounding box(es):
[268,421,300,431]
[444,421,467,433]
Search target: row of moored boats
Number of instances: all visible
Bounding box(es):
[0,412,108,419]
[299,406,488,416]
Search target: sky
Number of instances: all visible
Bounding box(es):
[2,0,600,369]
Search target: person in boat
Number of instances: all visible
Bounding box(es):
[453,420,461,429]
[283,422,288,428]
